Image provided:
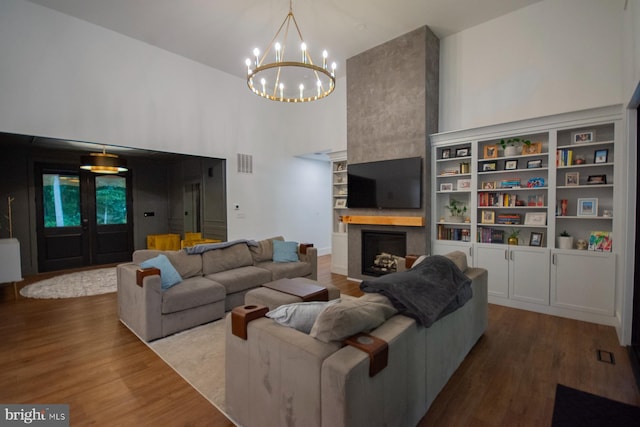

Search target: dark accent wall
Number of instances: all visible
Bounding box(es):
[346,26,439,279]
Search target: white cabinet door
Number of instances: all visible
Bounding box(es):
[330,232,348,275]
[432,241,473,266]
[509,247,550,305]
[475,245,509,298]
[551,251,615,316]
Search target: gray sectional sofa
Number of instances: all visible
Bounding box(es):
[225,251,488,427]
[117,236,317,341]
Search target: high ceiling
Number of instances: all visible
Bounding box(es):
[26,0,541,79]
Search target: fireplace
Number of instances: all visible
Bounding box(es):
[361,230,407,276]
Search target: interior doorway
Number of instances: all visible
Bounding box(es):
[184,182,201,234]
[34,163,133,272]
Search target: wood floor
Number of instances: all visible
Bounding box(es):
[1,256,638,426]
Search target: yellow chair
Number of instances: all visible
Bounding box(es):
[147,234,181,250]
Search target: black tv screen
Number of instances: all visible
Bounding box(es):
[347,157,422,209]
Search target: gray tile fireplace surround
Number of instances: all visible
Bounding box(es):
[345,25,438,280]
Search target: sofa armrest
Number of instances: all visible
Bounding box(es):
[116,263,163,341]
[298,246,318,280]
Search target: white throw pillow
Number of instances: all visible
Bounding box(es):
[266,300,337,334]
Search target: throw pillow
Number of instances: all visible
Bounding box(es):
[272,240,299,263]
[266,300,338,334]
[140,254,183,290]
[310,298,397,343]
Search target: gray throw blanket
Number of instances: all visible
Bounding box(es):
[184,239,258,255]
[360,255,472,327]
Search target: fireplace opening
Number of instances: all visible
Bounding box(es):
[361,230,407,277]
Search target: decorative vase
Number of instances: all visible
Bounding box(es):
[561,199,568,216]
[504,146,519,157]
[508,236,518,245]
[557,236,573,250]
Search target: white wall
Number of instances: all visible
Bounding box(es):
[439,0,624,131]
[0,0,347,253]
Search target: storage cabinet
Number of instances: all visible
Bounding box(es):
[430,105,623,326]
[475,245,549,305]
[551,250,615,316]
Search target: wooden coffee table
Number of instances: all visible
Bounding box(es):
[244,277,338,310]
[262,277,329,302]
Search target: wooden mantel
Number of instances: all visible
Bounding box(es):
[341,215,424,227]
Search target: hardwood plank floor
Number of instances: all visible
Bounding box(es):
[1,256,638,426]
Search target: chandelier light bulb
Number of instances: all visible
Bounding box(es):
[279,83,284,99]
[322,50,328,69]
[301,42,307,63]
[253,48,260,67]
[331,62,337,76]
[299,83,304,99]
[245,58,252,74]
[316,79,321,97]
[275,42,281,62]
[261,78,266,94]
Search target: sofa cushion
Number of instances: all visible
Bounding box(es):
[266,300,339,334]
[272,240,299,262]
[202,243,254,275]
[133,249,203,279]
[140,254,183,290]
[205,266,272,294]
[249,236,284,263]
[310,298,397,343]
[255,260,312,281]
[161,276,226,314]
[444,251,468,272]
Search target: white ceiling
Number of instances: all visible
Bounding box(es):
[26,0,542,79]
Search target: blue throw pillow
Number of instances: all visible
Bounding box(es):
[272,240,299,263]
[140,254,182,290]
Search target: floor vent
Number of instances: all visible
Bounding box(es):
[237,153,253,174]
[597,349,615,364]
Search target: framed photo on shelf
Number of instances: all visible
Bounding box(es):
[571,130,595,144]
[577,198,598,216]
[527,159,543,168]
[529,232,544,247]
[481,210,495,224]
[587,174,607,185]
[482,162,497,172]
[440,183,454,192]
[457,179,471,190]
[482,181,496,190]
[334,198,347,208]
[505,160,518,170]
[594,149,608,164]
[483,145,498,159]
[441,148,451,159]
[565,172,580,186]
[522,142,543,155]
[455,147,470,157]
[524,212,547,226]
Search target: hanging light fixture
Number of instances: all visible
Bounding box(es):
[80,146,128,174]
[245,0,336,102]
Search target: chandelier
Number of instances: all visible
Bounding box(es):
[245,0,336,103]
[80,146,128,174]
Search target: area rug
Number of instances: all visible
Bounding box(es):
[552,383,640,426]
[19,267,117,299]
[148,318,228,417]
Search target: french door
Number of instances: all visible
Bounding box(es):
[35,164,133,272]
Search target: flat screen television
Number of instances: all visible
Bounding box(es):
[347,157,422,209]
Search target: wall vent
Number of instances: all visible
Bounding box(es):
[237,153,253,174]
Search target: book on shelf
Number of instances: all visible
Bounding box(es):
[437,224,470,242]
[478,192,518,207]
[496,214,522,225]
[477,227,506,243]
[556,149,574,166]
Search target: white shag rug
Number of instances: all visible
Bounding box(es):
[19,267,117,299]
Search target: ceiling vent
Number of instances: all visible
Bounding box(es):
[237,153,253,174]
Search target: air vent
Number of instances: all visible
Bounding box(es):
[237,153,253,174]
